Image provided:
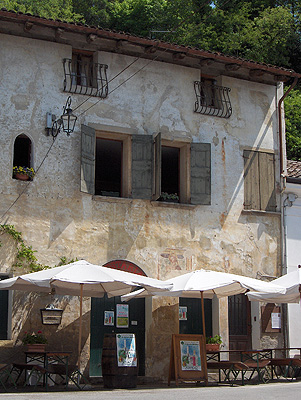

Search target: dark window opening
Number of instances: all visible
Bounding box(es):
[13,134,32,179]
[161,146,179,200]
[95,138,122,197]
[72,51,94,88]
[13,135,31,167]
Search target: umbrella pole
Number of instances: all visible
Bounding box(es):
[78,283,83,369]
[201,291,206,337]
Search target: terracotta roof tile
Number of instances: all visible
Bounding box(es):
[287,160,301,178]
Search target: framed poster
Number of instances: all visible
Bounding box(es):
[116,333,137,367]
[179,306,187,321]
[168,334,207,386]
[104,311,114,326]
[116,304,129,328]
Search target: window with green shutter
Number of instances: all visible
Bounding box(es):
[81,125,211,205]
[243,150,276,212]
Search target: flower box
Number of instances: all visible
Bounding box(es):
[206,343,220,352]
[26,344,46,352]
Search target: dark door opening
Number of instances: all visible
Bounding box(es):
[90,295,145,377]
[228,294,252,354]
[179,298,212,337]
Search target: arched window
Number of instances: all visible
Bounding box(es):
[13,134,33,180]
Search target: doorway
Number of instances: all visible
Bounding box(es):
[90,260,147,377]
[228,294,252,351]
[179,298,212,337]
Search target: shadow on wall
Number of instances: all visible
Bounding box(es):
[9,291,91,367]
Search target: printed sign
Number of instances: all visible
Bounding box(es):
[116,304,129,328]
[179,306,187,320]
[271,312,281,329]
[180,340,202,371]
[116,333,137,367]
[104,311,114,326]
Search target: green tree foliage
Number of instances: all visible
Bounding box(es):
[285,88,301,160]
[0,0,300,159]
[0,0,83,22]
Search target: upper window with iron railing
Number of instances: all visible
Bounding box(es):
[63,51,108,98]
[194,79,232,118]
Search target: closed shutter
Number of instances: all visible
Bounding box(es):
[244,150,260,210]
[244,150,276,211]
[259,152,276,211]
[152,132,161,200]
[81,125,96,195]
[190,143,211,205]
[132,135,153,199]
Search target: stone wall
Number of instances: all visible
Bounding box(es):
[0,33,283,378]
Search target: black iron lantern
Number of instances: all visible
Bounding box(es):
[61,96,77,136]
[40,304,63,325]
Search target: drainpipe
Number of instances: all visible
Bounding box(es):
[278,77,298,275]
[278,77,298,178]
[278,78,298,350]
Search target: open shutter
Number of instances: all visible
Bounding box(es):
[243,150,260,210]
[190,143,211,205]
[259,152,276,211]
[152,132,161,200]
[81,124,95,194]
[132,135,153,199]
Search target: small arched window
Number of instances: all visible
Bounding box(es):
[13,134,33,180]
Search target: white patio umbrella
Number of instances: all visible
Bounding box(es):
[122,269,287,337]
[0,260,172,366]
[247,265,301,304]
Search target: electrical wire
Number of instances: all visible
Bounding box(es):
[1,0,234,221]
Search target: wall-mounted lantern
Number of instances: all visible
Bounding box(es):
[40,304,63,325]
[46,96,77,137]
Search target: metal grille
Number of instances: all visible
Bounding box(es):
[63,58,108,98]
[194,81,232,118]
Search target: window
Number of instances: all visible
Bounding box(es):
[63,50,108,98]
[0,275,9,340]
[13,134,32,178]
[81,125,211,205]
[194,78,232,118]
[243,150,276,212]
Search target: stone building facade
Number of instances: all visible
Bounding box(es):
[0,9,300,380]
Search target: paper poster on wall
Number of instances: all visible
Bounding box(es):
[271,312,281,329]
[116,333,137,367]
[180,340,202,371]
[179,306,187,320]
[104,311,114,326]
[116,304,129,328]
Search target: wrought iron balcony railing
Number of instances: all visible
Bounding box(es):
[194,81,232,118]
[63,58,108,98]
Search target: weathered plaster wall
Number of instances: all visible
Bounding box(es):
[0,34,282,378]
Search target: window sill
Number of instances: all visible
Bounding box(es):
[151,201,196,210]
[92,195,133,204]
[242,209,281,217]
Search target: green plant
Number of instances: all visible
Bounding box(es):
[22,330,47,345]
[160,192,179,201]
[0,224,78,273]
[13,166,35,179]
[0,224,45,272]
[206,334,222,345]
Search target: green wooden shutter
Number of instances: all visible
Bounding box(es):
[81,124,96,195]
[190,143,211,205]
[259,152,276,211]
[244,150,260,210]
[152,132,161,200]
[132,135,153,199]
